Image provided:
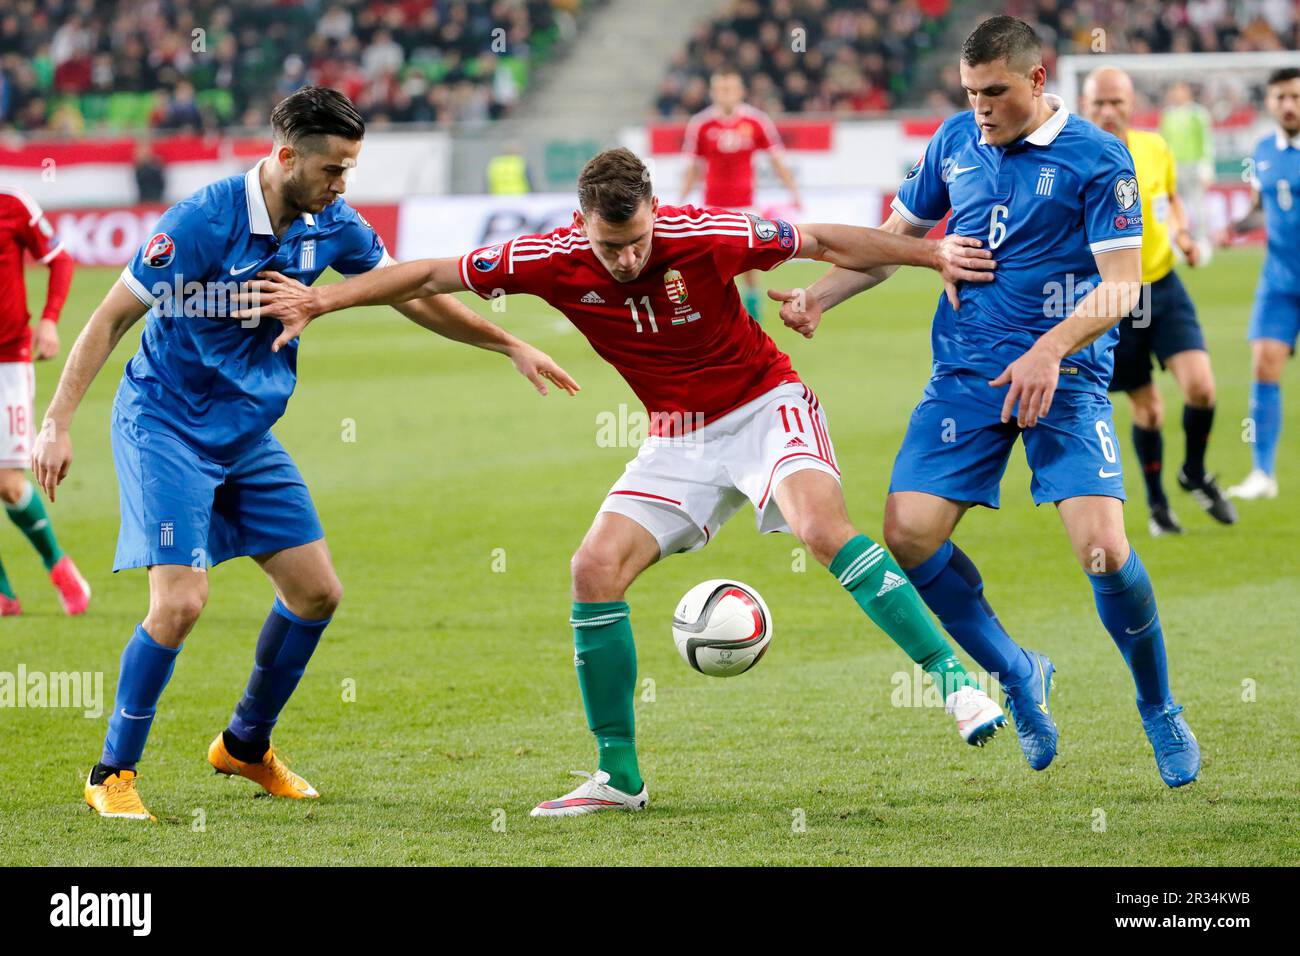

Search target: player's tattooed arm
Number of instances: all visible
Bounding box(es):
[989,248,1142,429]
[393,295,579,396]
[234,258,466,352]
[32,281,149,501]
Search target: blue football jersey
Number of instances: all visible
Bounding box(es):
[1251,130,1300,294]
[892,95,1143,394]
[117,161,390,459]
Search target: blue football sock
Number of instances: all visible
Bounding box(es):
[1089,550,1171,709]
[1249,381,1281,476]
[904,541,1034,686]
[907,540,1032,685]
[101,624,181,770]
[227,598,330,749]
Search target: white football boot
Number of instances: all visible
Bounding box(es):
[1226,469,1278,500]
[530,770,648,818]
[945,685,1006,747]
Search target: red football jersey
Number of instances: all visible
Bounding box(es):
[460,204,803,436]
[0,189,63,362]
[683,105,783,208]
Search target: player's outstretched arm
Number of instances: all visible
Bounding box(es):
[393,294,579,396]
[769,213,992,338]
[233,257,465,352]
[989,247,1142,429]
[799,221,995,285]
[32,281,149,501]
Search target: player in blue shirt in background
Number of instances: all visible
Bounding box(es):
[774,17,1199,787]
[1222,68,1300,501]
[31,87,578,821]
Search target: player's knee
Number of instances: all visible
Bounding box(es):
[0,470,27,504]
[1074,533,1129,574]
[1252,345,1287,382]
[882,511,937,568]
[295,575,342,620]
[149,590,208,645]
[797,521,855,567]
[1184,376,1215,408]
[570,543,630,601]
[1130,389,1162,429]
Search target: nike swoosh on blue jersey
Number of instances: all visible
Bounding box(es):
[229,261,260,276]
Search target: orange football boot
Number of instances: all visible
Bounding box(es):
[207,733,319,798]
[84,768,155,821]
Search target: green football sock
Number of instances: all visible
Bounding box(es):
[830,534,974,698]
[7,481,63,571]
[0,551,13,599]
[741,288,762,324]
[571,601,642,794]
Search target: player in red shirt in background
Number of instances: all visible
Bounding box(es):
[680,68,801,324]
[239,147,1007,818]
[0,188,90,615]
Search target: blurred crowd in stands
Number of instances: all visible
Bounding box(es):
[655,0,955,119]
[655,0,1300,117]
[0,0,587,134]
[2,0,1294,135]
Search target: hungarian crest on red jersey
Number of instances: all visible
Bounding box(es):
[663,268,689,305]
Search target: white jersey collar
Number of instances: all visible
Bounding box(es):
[979,93,1069,147]
[245,159,315,236]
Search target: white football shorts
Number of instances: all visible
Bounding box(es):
[0,361,35,470]
[598,381,840,556]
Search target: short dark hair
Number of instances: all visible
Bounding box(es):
[270,86,365,149]
[961,15,1042,72]
[1267,67,1300,87]
[577,147,652,223]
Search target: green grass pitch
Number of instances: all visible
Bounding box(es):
[2,250,1296,865]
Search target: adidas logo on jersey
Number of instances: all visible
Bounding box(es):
[580,291,605,304]
[784,436,808,448]
[877,570,907,597]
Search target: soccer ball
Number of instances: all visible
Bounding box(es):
[671,579,772,677]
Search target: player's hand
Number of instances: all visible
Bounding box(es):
[935,235,996,310]
[989,342,1061,429]
[232,271,322,352]
[31,419,71,502]
[33,319,60,360]
[768,287,822,339]
[507,343,580,396]
[1176,230,1201,267]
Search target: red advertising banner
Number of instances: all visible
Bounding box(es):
[41,203,400,267]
